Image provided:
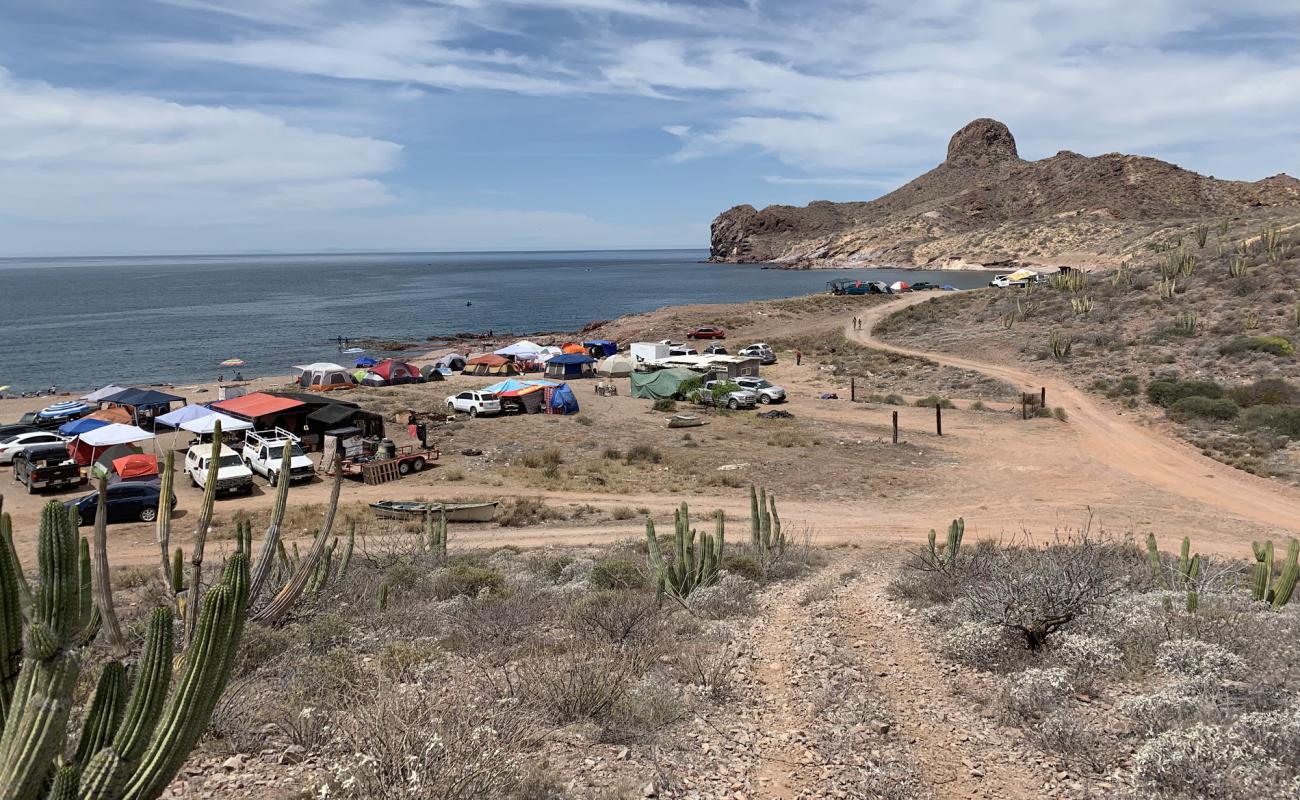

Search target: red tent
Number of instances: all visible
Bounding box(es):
[112,454,159,479]
[370,358,420,383]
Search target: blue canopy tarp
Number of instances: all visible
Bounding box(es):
[583,340,617,357]
[354,356,378,368]
[549,384,580,415]
[482,378,559,394]
[59,417,111,436]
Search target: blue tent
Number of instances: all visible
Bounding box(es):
[355,356,379,368]
[583,339,617,357]
[549,384,580,415]
[544,353,596,379]
[59,417,111,436]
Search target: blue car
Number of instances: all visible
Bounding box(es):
[65,481,177,525]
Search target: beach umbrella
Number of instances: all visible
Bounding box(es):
[219,358,246,367]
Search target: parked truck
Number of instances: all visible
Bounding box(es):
[185,443,254,496]
[11,443,85,494]
[241,428,316,486]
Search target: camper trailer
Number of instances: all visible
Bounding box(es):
[630,342,671,368]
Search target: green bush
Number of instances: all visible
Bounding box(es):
[589,558,649,590]
[624,444,662,465]
[914,395,956,409]
[721,554,763,581]
[442,562,506,597]
[1119,375,1141,395]
[1228,378,1300,408]
[1146,379,1225,408]
[652,399,677,412]
[1219,335,1295,357]
[1168,396,1239,422]
[884,394,906,405]
[1238,405,1300,437]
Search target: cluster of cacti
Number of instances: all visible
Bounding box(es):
[1158,276,1177,300]
[0,500,250,800]
[999,313,1016,330]
[306,536,337,594]
[925,518,964,569]
[1194,224,1209,248]
[1228,254,1248,278]
[1070,295,1095,316]
[1111,261,1131,287]
[1049,331,1073,360]
[423,506,448,562]
[1147,534,1201,612]
[645,502,723,600]
[749,485,783,563]
[1250,539,1299,609]
[1161,250,1196,279]
[1243,311,1260,331]
[1176,309,1198,335]
[1217,217,1230,236]
[1015,296,1037,320]
[1051,270,1088,293]
[377,582,390,611]
[338,521,355,578]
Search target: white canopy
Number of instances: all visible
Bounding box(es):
[77,423,156,447]
[293,362,348,374]
[156,404,215,428]
[81,384,125,402]
[180,412,253,434]
[495,341,544,358]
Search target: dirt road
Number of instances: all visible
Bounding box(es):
[851,293,1300,541]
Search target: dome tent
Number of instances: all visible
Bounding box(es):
[295,362,356,391]
[544,353,596,380]
[596,354,635,378]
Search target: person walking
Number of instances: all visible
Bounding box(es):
[795,348,802,366]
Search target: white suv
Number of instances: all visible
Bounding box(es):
[446,390,502,417]
[185,444,254,496]
[738,344,777,365]
[241,429,315,486]
[735,377,786,404]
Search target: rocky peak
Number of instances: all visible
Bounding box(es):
[945,118,1019,167]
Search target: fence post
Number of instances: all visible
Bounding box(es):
[935,404,943,436]
[1041,386,1047,408]
[851,377,856,402]
[892,411,899,444]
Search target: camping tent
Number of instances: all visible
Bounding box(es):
[295,363,356,391]
[584,340,617,357]
[354,356,378,368]
[544,353,596,380]
[496,340,543,358]
[368,359,421,385]
[560,343,586,354]
[81,385,125,402]
[59,417,110,436]
[155,404,214,429]
[85,406,134,424]
[69,423,155,465]
[100,387,184,410]
[548,384,580,415]
[420,365,445,381]
[630,368,697,400]
[180,412,252,435]
[889,281,911,292]
[112,453,159,479]
[90,444,143,478]
[464,354,519,376]
[435,353,467,371]
[537,346,563,361]
[596,354,635,378]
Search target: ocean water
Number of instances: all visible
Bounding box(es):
[0,250,989,394]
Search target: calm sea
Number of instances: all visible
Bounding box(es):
[0,250,988,394]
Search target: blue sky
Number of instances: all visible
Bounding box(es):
[1,0,1298,256]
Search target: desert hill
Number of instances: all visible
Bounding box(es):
[709,118,1300,269]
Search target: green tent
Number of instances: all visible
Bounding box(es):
[630,368,698,400]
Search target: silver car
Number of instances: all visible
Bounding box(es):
[738,344,777,365]
[735,377,786,404]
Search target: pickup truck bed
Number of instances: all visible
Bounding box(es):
[12,446,85,494]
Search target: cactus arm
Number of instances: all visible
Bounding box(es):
[749,485,760,553]
[73,661,126,765]
[185,424,223,642]
[0,653,81,800]
[0,523,23,723]
[44,762,79,800]
[111,608,173,762]
[338,521,355,578]
[91,479,128,659]
[252,456,342,624]
[155,450,174,597]
[77,748,123,800]
[769,494,782,554]
[1272,539,1299,609]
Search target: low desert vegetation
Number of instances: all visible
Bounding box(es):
[890,518,1300,799]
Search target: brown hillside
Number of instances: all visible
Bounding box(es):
[710,118,1300,269]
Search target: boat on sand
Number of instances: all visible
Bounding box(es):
[667,414,708,429]
[370,500,499,523]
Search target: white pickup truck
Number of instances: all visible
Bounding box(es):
[241,428,315,486]
[184,443,254,496]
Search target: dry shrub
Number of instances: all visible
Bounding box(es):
[568,590,665,645]
[521,448,563,469]
[516,642,647,723]
[623,444,662,465]
[1028,710,1114,773]
[669,636,736,702]
[598,678,686,745]
[497,496,562,527]
[588,558,649,590]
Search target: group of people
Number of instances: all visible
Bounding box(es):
[851,316,864,331]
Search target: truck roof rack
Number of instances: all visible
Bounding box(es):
[244,427,301,447]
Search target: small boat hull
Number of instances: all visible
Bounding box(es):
[667,414,709,429]
[370,500,499,523]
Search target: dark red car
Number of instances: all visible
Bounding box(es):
[687,326,726,340]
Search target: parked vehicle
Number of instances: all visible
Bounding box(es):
[445,390,502,417]
[330,442,438,480]
[12,443,85,493]
[738,343,778,365]
[65,480,175,525]
[184,444,254,496]
[703,343,729,355]
[687,326,726,340]
[909,281,940,291]
[0,423,42,439]
[242,428,315,486]
[631,342,671,366]
[989,270,1044,288]
[370,500,499,522]
[668,345,699,357]
[690,380,758,410]
[0,431,68,465]
[734,376,787,404]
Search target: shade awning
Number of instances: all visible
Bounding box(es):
[180,412,253,434]
[293,362,348,373]
[213,392,306,419]
[100,387,185,407]
[76,423,156,447]
[81,384,125,402]
[467,354,509,366]
[59,417,111,436]
[156,404,216,428]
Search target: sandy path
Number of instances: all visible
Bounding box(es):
[853,294,1300,541]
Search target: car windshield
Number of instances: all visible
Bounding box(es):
[745,380,772,389]
[218,455,244,468]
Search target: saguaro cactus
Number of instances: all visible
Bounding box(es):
[1252,538,1299,609]
[0,500,251,800]
[424,505,448,562]
[646,502,724,600]
[749,485,784,564]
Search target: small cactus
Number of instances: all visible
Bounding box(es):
[925,518,964,569]
[646,502,724,600]
[377,582,389,611]
[1252,538,1298,609]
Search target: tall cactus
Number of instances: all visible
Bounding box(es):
[926,518,965,569]
[338,520,355,578]
[0,499,252,800]
[423,505,448,562]
[1252,538,1299,609]
[749,485,784,565]
[645,502,723,600]
[1149,534,1200,612]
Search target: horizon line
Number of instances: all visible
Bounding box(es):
[0,245,710,262]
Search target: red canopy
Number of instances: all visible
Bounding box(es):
[112,454,159,478]
[213,392,305,419]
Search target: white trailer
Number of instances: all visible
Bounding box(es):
[630,342,671,368]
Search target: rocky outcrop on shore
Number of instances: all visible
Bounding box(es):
[709,118,1300,270]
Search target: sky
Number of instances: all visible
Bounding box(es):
[1,0,1298,256]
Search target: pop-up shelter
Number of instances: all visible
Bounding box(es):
[584,340,617,357]
[59,417,111,436]
[544,353,596,380]
[630,368,697,400]
[69,423,155,465]
[155,404,215,429]
[212,392,307,432]
[99,388,185,427]
[80,385,125,403]
[180,412,252,435]
[496,340,544,359]
[295,362,356,391]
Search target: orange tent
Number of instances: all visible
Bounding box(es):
[112,453,159,479]
[561,343,585,354]
[87,406,133,424]
[213,392,305,419]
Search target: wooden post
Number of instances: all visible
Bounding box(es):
[851,377,856,402]
[1040,386,1047,408]
[892,411,899,444]
[935,404,943,436]
[1021,394,1028,420]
